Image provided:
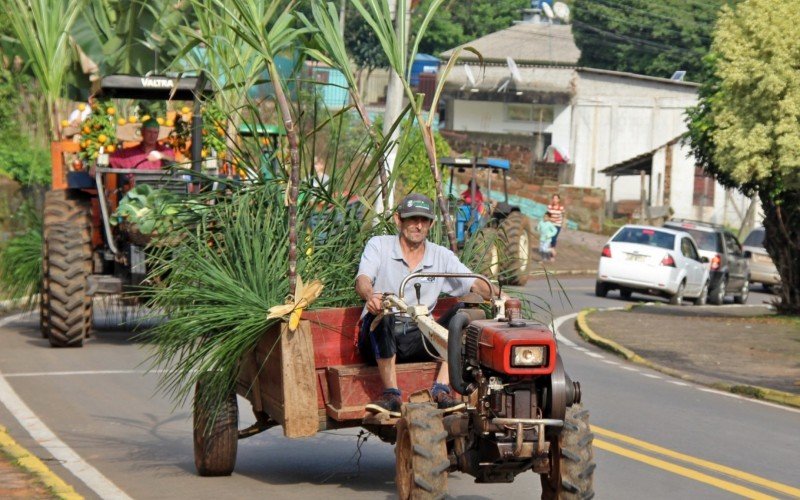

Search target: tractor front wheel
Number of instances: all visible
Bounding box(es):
[395,403,449,499]
[42,191,92,347]
[193,376,238,476]
[500,211,533,286]
[540,404,595,500]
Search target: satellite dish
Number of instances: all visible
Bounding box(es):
[542,2,555,20]
[553,2,570,23]
[670,70,686,81]
[464,63,477,87]
[506,57,523,83]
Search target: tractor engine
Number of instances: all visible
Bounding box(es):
[445,309,581,483]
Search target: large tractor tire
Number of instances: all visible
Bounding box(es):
[395,403,449,499]
[194,376,238,477]
[42,191,92,347]
[540,404,595,500]
[43,223,93,347]
[499,211,533,286]
[473,228,501,281]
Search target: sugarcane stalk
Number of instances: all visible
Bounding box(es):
[419,123,457,252]
[267,60,301,296]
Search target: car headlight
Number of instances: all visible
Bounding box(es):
[511,345,547,367]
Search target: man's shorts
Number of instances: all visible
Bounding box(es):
[358,305,462,364]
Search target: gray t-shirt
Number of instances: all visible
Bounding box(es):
[356,235,475,317]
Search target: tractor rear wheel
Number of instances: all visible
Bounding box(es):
[540,404,595,500]
[499,211,533,286]
[42,191,92,347]
[395,403,449,499]
[193,376,238,477]
[473,228,501,281]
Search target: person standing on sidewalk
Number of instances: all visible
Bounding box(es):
[547,194,565,260]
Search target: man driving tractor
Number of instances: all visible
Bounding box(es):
[109,117,175,170]
[355,193,499,416]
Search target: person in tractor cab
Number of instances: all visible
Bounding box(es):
[460,179,485,215]
[109,118,175,170]
[355,193,499,417]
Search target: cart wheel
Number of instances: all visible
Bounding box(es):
[193,377,238,476]
[395,403,449,499]
[540,404,595,500]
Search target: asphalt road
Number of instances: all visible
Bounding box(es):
[0,280,798,499]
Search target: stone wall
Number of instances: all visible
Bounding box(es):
[506,180,606,234]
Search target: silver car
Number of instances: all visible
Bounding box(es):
[742,227,781,293]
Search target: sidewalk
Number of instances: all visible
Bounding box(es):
[530,227,606,276]
[576,303,800,407]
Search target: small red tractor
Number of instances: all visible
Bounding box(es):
[194,272,594,499]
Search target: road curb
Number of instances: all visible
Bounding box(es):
[0,425,82,500]
[575,308,800,409]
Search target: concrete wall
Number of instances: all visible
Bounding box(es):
[571,72,698,199]
[451,99,570,138]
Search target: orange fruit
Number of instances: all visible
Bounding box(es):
[82,125,91,134]
[78,103,86,111]
[141,114,150,122]
[106,107,115,115]
[118,118,127,126]
[181,106,191,114]
[128,116,137,123]
[106,145,116,153]
[98,134,107,144]
[165,120,174,127]
[61,119,69,127]
[156,117,164,125]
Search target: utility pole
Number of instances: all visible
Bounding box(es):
[380,0,409,212]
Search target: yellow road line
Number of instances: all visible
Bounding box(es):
[594,426,800,498]
[595,439,777,499]
[0,425,83,500]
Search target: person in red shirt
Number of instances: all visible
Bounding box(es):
[109,118,175,170]
[461,179,485,215]
[547,194,565,260]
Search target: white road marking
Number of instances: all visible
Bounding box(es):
[585,352,604,359]
[4,369,170,378]
[0,312,132,499]
[551,308,800,414]
[0,311,34,328]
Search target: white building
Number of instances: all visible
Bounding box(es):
[439,20,755,227]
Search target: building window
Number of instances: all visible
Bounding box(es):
[692,166,714,207]
[505,103,554,123]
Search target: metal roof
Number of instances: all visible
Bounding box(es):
[599,136,683,176]
[439,157,510,170]
[96,74,214,101]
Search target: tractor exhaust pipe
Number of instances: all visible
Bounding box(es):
[448,312,475,395]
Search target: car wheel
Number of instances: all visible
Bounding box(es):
[693,281,708,306]
[595,281,608,298]
[669,281,685,306]
[709,277,727,305]
[619,288,632,300]
[733,277,750,304]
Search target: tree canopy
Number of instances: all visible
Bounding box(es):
[572,0,728,81]
[685,0,800,313]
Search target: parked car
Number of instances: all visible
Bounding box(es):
[742,227,781,293]
[596,224,710,305]
[662,219,750,305]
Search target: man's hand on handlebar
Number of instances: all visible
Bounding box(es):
[366,293,383,315]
